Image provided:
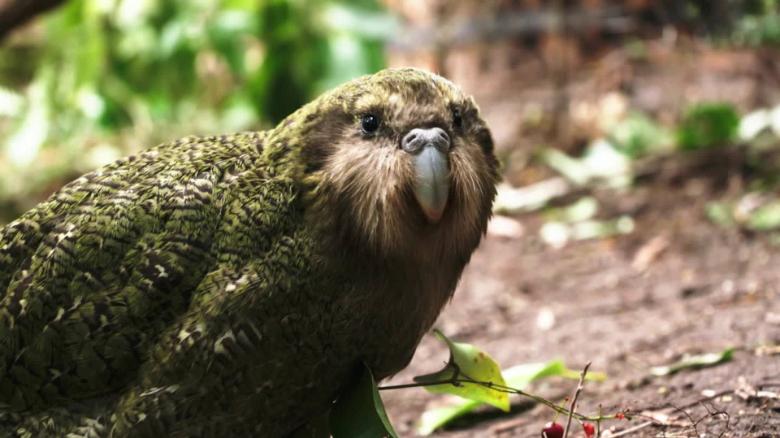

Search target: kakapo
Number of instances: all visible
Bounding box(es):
[0,68,499,436]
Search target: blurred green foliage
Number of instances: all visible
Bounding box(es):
[676,103,740,151]
[735,0,780,45]
[0,0,393,222]
[608,112,672,158]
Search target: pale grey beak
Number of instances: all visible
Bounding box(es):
[402,127,450,223]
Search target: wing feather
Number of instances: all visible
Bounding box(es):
[0,133,268,412]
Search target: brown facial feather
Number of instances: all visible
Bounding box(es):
[262,69,499,376]
[288,69,499,260]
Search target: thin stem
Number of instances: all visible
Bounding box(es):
[596,405,602,438]
[564,362,591,438]
[378,373,616,423]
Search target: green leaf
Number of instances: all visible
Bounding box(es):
[608,112,671,158]
[580,139,632,185]
[706,202,737,228]
[208,10,256,74]
[650,347,735,377]
[316,34,370,93]
[513,361,606,385]
[331,363,398,438]
[320,3,398,39]
[676,103,740,151]
[0,86,24,117]
[540,148,591,185]
[546,197,599,223]
[747,201,780,231]
[5,77,51,167]
[414,330,510,412]
[416,360,606,435]
[570,217,635,240]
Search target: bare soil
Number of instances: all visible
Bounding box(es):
[383,166,780,437]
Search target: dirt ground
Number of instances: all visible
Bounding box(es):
[382,163,780,437]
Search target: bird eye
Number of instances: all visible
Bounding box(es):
[360,114,381,134]
[452,108,463,128]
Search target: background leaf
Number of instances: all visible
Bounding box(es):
[677,103,740,150]
[650,347,735,376]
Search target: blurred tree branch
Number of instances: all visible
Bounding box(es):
[0,0,66,41]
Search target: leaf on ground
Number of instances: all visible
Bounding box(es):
[608,111,672,157]
[487,215,525,238]
[706,202,736,228]
[414,330,509,412]
[331,363,398,438]
[570,216,635,240]
[546,197,599,223]
[747,201,780,231]
[540,216,634,248]
[540,148,592,186]
[416,359,606,435]
[580,139,632,186]
[739,108,772,141]
[492,179,571,214]
[677,103,740,150]
[650,347,735,377]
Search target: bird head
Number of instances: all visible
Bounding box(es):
[268,68,499,263]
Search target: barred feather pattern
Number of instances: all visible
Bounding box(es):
[0,68,499,436]
[0,133,351,436]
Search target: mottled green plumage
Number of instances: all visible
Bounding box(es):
[0,68,498,436]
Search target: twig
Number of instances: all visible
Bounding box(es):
[615,389,737,437]
[379,373,616,423]
[641,388,733,412]
[605,420,655,437]
[563,362,591,438]
[596,405,602,437]
[670,402,698,435]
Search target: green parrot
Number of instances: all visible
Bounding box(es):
[0,68,499,437]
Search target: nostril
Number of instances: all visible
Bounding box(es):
[403,127,450,153]
[402,131,422,152]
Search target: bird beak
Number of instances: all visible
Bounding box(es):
[413,146,450,223]
[402,127,451,224]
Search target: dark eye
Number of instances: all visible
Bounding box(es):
[452,108,463,128]
[361,114,380,134]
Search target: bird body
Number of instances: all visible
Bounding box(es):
[0,68,498,436]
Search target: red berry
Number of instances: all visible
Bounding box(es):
[582,422,595,437]
[615,412,626,420]
[541,421,564,438]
